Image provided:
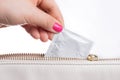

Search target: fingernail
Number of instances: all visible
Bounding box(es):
[53,23,63,32]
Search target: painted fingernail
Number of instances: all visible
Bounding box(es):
[53,23,63,32]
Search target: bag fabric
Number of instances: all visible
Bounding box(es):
[0,59,120,80]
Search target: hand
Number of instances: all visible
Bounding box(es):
[0,0,64,42]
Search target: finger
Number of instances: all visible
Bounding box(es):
[39,28,49,42]
[23,25,40,39]
[29,27,40,39]
[47,32,54,40]
[22,24,31,33]
[27,8,63,33]
[38,0,64,25]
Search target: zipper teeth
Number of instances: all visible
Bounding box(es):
[0,53,120,61]
[0,53,85,61]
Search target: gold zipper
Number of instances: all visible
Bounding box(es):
[0,53,87,61]
[0,53,96,61]
[0,53,120,61]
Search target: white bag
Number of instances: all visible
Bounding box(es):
[0,53,120,80]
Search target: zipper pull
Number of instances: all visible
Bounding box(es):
[87,54,98,61]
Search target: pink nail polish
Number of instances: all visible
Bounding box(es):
[53,23,63,32]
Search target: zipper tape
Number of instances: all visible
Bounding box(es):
[0,53,120,62]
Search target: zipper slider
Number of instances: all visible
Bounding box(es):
[87,54,98,61]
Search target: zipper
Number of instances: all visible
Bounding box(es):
[0,53,120,61]
[0,53,87,61]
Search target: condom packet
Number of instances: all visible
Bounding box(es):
[45,29,93,58]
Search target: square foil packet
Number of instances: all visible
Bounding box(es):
[46,29,93,58]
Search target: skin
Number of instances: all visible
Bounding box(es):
[0,0,64,42]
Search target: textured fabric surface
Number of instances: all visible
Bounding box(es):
[0,60,120,80]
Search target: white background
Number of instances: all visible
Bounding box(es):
[0,0,120,58]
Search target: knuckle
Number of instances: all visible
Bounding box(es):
[45,17,54,29]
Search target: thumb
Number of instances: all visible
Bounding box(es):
[27,8,63,33]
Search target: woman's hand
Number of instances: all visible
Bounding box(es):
[0,0,64,42]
